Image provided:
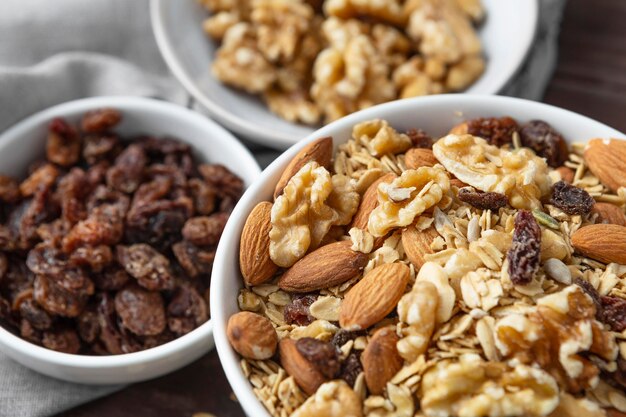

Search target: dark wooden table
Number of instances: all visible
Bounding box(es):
[59,0,626,416]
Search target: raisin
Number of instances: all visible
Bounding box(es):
[33,275,88,317]
[81,108,122,133]
[332,330,366,348]
[42,328,81,354]
[507,210,541,285]
[145,164,187,189]
[86,185,129,214]
[26,243,68,277]
[106,144,147,193]
[182,214,229,247]
[116,244,174,291]
[520,120,569,168]
[83,135,121,165]
[96,293,124,354]
[77,307,100,343]
[93,265,130,291]
[466,117,518,147]
[86,161,110,188]
[284,294,317,326]
[114,284,166,336]
[19,163,59,198]
[141,329,176,350]
[69,245,113,273]
[57,168,89,224]
[20,319,42,344]
[198,164,243,200]
[2,256,34,302]
[167,285,208,335]
[172,241,215,278]
[0,175,20,203]
[457,187,508,210]
[62,203,124,252]
[19,298,53,330]
[406,129,433,149]
[339,352,362,386]
[131,176,172,209]
[550,181,594,215]
[139,136,191,156]
[600,296,626,332]
[296,337,340,379]
[0,252,7,280]
[10,186,58,249]
[574,277,603,319]
[36,219,67,247]
[46,118,81,167]
[188,178,217,215]
[0,295,16,329]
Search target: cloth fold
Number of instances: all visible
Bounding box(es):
[0,0,565,416]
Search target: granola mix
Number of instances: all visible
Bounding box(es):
[0,108,243,355]
[231,116,626,416]
[200,0,486,125]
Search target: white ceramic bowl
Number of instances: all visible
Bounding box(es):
[151,0,539,149]
[0,96,261,385]
[211,94,626,417]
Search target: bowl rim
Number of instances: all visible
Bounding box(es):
[0,95,259,369]
[150,0,540,149]
[211,94,626,417]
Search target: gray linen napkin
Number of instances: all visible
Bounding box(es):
[0,0,565,416]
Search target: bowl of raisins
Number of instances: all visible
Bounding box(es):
[210,94,625,417]
[0,96,260,384]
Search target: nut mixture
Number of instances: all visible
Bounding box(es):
[230,115,626,416]
[200,0,486,125]
[0,108,243,354]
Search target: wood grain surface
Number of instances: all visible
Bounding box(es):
[58,0,626,416]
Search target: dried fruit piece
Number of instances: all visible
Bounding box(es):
[296,337,340,379]
[227,311,278,360]
[406,128,433,148]
[402,225,438,269]
[338,352,362,387]
[464,116,519,147]
[284,294,317,326]
[42,328,81,354]
[182,214,229,246]
[19,163,59,197]
[362,327,402,395]
[114,284,166,336]
[340,263,409,330]
[550,181,594,215]
[592,202,626,226]
[600,295,626,332]
[47,118,81,167]
[33,275,88,318]
[0,175,20,203]
[172,241,215,278]
[571,224,626,265]
[584,138,626,192]
[274,137,333,199]
[457,187,508,210]
[279,338,328,395]
[116,244,174,291]
[239,202,278,286]
[507,210,541,285]
[62,203,124,252]
[106,144,147,194]
[278,241,367,293]
[167,285,208,335]
[368,166,449,237]
[520,120,569,168]
[81,108,122,133]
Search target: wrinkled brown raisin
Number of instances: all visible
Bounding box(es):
[520,120,569,168]
[116,244,174,291]
[106,144,147,193]
[62,203,124,252]
[171,241,215,278]
[0,175,20,203]
[466,117,518,147]
[550,181,594,215]
[42,328,81,354]
[86,185,129,214]
[507,210,541,285]
[57,168,89,224]
[574,277,603,318]
[77,307,100,343]
[69,245,113,273]
[114,284,166,336]
[332,329,366,348]
[0,252,7,281]
[188,178,217,215]
[33,275,88,317]
[81,108,122,133]
[10,186,58,249]
[20,318,42,344]
[140,330,175,350]
[47,118,81,167]
[92,265,130,291]
[19,298,53,330]
[19,163,59,198]
[140,136,191,156]
[406,128,433,149]
[284,294,317,326]
[339,352,362,386]
[83,134,120,165]
[2,257,34,302]
[36,220,67,247]
[600,295,626,332]
[182,214,229,247]
[457,187,508,210]
[199,164,244,200]
[96,293,124,354]
[131,176,172,209]
[167,285,208,335]
[296,337,340,379]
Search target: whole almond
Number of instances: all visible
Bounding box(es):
[592,203,626,226]
[402,225,439,269]
[350,173,396,230]
[571,224,626,264]
[279,338,327,395]
[361,327,403,395]
[227,312,278,360]
[240,202,278,286]
[274,136,333,199]
[556,166,575,184]
[584,138,626,192]
[278,241,368,293]
[405,148,438,170]
[340,263,410,330]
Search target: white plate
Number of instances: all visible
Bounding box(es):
[151,0,539,150]
[210,94,625,417]
[0,96,261,385]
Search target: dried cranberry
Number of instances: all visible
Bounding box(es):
[466,117,518,147]
[520,120,569,167]
[550,181,594,215]
[457,187,508,210]
[114,284,166,336]
[167,285,208,335]
[507,210,541,285]
[339,352,362,386]
[296,337,340,379]
[600,296,626,332]
[116,244,174,291]
[284,294,317,326]
[406,129,433,149]
[81,108,122,133]
[47,118,81,167]
[182,214,229,247]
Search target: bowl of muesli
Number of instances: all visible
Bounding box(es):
[212,94,626,417]
[151,0,538,149]
[0,96,260,384]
